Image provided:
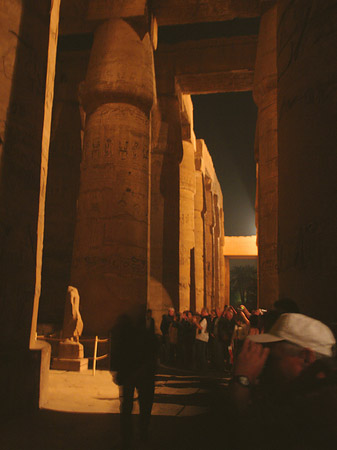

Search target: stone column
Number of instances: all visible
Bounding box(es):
[204,177,215,309]
[0,0,60,416]
[219,207,226,309]
[149,96,182,329]
[277,0,337,320]
[213,197,220,308]
[224,256,230,306]
[194,149,205,312]
[71,18,155,335]
[253,4,278,309]
[179,139,196,312]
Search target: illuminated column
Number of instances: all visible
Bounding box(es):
[149,96,181,328]
[213,197,220,307]
[71,18,155,334]
[204,177,215,309]
[253,4,278,308]
[194,146,205,312]
[219,207,226,309]
[178,94,196,312]
[179,138,196,312]
[224,256,230,306]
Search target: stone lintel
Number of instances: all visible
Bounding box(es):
[176,70,254,94]
[224,235,258,257]
[87,0,147,21]
[158,35,257,93]
[153,0,276,26]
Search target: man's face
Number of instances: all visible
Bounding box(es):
[168,308,175,317]
[264,342,305,384]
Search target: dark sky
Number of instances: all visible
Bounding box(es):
[192,92,257,236]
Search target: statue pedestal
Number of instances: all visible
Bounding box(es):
[52,339,88,372]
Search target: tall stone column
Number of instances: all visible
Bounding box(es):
[194,149,205,312]
[213,197,221,307]
[71,18,155,335]
[179,139,196,312]
[253,4,278,309]
[149,96,181,329]
[0,0,60,416]
[204,177,215,309]
[224,256,230,306]
[277,0,337,320]
[219,207,226,309]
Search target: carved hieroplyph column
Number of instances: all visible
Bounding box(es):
[253,5,278,309]
[179,94,196,312]
[149,96,181,328]
[71,19,155,334]
[179,138,196,312]
[219,207,226,309]
[277,0,337,319]
[204,177,215,309]
[194,144,205,312]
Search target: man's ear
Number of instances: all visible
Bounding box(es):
[300,348,316,366]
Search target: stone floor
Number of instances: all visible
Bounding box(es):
[0,366,233,450]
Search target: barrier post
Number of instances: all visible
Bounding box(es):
[93,335,98,376]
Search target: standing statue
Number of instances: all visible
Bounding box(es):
[62,286,84,341]
[52,286,88,371]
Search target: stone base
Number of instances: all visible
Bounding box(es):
[58,340,84,359]
[52,357,88,372]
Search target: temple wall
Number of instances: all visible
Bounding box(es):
[277,0,337,322]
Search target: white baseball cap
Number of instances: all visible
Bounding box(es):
[248,313,336,357]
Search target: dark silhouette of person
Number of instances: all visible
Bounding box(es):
[110,306,158,449]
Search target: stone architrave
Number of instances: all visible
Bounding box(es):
[253,4,278,309]
[70,17,155,335]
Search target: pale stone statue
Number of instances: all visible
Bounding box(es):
[62,286,83,342]
[52,286,88,370]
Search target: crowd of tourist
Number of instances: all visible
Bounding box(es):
[111,299,337,450]
[158,303,270,372]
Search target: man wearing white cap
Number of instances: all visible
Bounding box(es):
[229,313,337,450]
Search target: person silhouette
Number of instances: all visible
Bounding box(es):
[110,306,158,449]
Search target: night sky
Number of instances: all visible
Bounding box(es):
[192,92,257,236]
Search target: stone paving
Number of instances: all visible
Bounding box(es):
[0,366,232,450]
